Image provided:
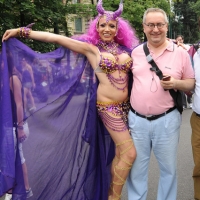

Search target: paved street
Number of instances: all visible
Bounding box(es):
[122,108,194,200]
[0,108,195,200]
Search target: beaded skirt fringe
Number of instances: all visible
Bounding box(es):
[96,99,130,132]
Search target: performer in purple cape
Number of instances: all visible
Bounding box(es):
[1,0,139,199]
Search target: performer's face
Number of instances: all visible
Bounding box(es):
[97,16,117,42]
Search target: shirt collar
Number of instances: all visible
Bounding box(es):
[166,40,174,52]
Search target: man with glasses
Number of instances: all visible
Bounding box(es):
[127,8,195,200]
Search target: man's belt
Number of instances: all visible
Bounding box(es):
[130,106,177,121]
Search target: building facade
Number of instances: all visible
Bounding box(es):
[67,0,97,35]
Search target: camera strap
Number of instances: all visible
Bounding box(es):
[143,42,163,80]
[143,42,183,114]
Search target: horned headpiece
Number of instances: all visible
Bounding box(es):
[96,0,123,22]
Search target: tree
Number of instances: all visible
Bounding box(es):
[189,0,200,42]
[172,0,199,43]
[0,0,96,52]
[0,0,172,51]
[0,0,67,52]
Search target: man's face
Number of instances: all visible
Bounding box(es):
[143,12,168,46]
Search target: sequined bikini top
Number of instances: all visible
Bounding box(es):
[95,40,132,91]
[95,55,133,74]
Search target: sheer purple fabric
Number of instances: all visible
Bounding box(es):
[0,38,115,200]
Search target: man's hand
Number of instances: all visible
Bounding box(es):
[160,74,177,90]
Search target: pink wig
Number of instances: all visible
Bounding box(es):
[75,16,139,49]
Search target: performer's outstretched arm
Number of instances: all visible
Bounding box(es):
[2,29,99,65]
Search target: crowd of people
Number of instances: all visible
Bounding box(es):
[0,0,199,200]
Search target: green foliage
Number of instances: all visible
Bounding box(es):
[172,0,199,43]
[0,0,84,52]
[2,0,188,51]
[190,0,200,41]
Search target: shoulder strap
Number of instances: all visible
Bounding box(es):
[143,42,183,114]
[143,42,163,80]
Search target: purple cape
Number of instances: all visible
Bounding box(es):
[0,38,115,200]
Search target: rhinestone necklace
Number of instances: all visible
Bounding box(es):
[97,40,120,60]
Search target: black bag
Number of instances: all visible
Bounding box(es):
[169,89,183,114]
[143,43,183,114]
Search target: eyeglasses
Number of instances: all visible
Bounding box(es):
[144,23,166,29]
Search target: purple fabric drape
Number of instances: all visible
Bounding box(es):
[0,38,115,200]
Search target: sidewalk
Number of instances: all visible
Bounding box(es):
[0,196,5,200]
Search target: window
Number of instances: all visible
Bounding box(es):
[72,0,80,3]
[75,18,82,32]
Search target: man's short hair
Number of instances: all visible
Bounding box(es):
[143,8,169,24]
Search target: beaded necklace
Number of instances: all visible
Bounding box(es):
[96,40,130,91]
[97,40,127,60]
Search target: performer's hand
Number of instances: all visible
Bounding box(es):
[2,29,18,42]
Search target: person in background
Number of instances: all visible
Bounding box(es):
[21,57,36,113]
[190,43,200,200]
[176,35,193,109]
[175,35,190,51]
[127,8,195,200]
[4,53,33,200]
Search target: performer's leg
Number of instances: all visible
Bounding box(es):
[107,128,136,200]
[110,148,120,195]
[96,100,136,199]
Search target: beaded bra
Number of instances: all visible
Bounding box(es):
[98,56,132,74]
[96,40,132,91]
